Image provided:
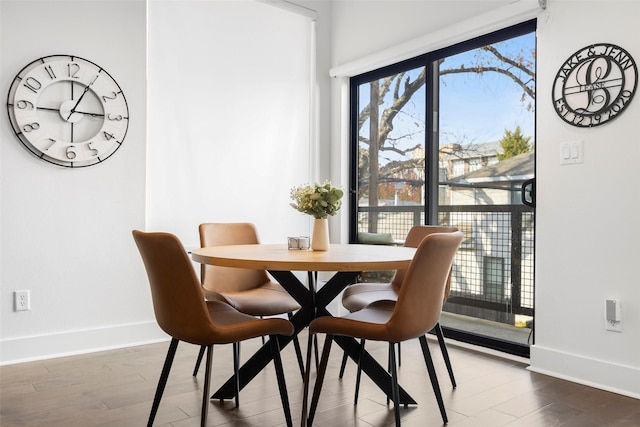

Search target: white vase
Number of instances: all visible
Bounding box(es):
[311,218,330,251]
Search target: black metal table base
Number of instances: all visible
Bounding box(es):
[210,270,416,405]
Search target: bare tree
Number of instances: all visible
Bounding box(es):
[358,43,535,212]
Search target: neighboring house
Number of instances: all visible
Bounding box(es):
[438,148,535,322]
[440,141,501,179]
[444,150,534,205]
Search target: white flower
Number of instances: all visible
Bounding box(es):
[290,181,344,219]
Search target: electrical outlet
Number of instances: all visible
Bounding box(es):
[605,299,622,332]
[14,290,30,311]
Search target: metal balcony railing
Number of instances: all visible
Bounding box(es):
[356,204,534,324]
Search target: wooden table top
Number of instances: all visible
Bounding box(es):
[191,243,416,272]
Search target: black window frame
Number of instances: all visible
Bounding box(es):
[349,19,536,243]
[348,19,537,358]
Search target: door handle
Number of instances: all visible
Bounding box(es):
[522,178,535,208]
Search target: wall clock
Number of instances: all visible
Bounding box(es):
[552,43,637,128]
[6,54,129,167]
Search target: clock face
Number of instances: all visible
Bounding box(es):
[6,55,129,167]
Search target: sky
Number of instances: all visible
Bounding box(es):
[358,31,536,164]
[439,32,536,147]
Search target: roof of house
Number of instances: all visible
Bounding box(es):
[440,141,501,160]
[449,150,534,184]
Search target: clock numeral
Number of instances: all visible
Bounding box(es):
[68,62,81,78]
[45,138,57,150]
[44,65,56,79]
[16,100,35,110]
[102,91,118,103]
[89,146,99,157]
[23,77,42,94]
[22,122,40,132]
[66,146,77,160]
[107,114,124,121]
[103,131,115,140]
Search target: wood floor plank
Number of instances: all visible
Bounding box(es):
[1,332,638,426]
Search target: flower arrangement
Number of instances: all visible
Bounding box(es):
[290,181,344,219]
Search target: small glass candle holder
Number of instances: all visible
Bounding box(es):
[298,236,310,250]
[287,237,300,250]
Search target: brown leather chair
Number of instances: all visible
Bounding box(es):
[302,231,463,427]
[192,223,304,378]
[132,230,294,427]
[339,225,458,393]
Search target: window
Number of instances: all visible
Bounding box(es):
[349,20,536,357]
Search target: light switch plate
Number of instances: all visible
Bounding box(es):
[560,141,583,164]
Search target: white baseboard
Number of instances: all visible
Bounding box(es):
[529,345,640,399]
[0,321,168,366]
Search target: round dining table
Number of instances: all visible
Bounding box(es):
[191,243,418,405]
[191,243,415,272]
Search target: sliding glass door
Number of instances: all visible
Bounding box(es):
[436,29,535,355]
[350,21,536,356]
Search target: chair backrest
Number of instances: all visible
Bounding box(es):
[199,223,270,293]
[132,230,217,344]
[386,231,463,342]
[391,225,458,290]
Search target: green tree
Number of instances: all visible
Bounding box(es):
[497,126,532,160]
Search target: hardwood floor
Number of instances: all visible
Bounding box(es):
[1,332,639,426]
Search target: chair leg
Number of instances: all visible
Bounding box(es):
[306,334,333,427]
[338,351,348,378]
[397,341,402,366]
[148,338,179,427]
[309,272,320,370]
[269,335,293,427]
[389,342,401,427]
[289,312,305,379]
[433,323,456,387]
[301,332,315,427]
[387,343,406,406]
[339,338,382,382]
[233,342,240,408]
[192,345,206,376]
[314,334,320,370]
[201,345,214,427]
[419,335,448,424]
[387,343,392,405]
[354,339,365,405]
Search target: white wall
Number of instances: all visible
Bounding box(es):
[532,0,640,398]
[0,0,155,363]
[147,0,316,248]
[327,0,640,398]
[0,0,323,364]
[330,0,518,67]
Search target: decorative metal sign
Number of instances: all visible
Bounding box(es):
[552,43,637,127]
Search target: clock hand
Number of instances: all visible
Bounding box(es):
[76,110,105,118]
[74,111,104,117]
[37,106,104,118]
[37,106,61,113]
[66,85,91,120]
[66,74,99,120]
